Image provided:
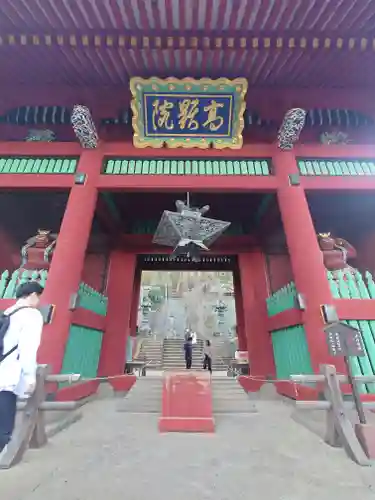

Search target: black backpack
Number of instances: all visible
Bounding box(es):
[0,307,30,363]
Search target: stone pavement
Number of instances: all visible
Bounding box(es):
[1,397,375,500]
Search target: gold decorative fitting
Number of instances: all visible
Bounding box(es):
[324,38,331,48]
[215,38,222,48]
[119,36,125,47]
[252,38,259,48]
[313,38,320,49]
[8,35,15,45]
[106,36,113,47]
[82,35,89,46]
[130,36,137,47]
[264,38,271,48]
[21,35,27,45]
[142,36,149,48]
[167,37,173,48]
[203,37,210,48]
[155,37,161,48]
[240,38,246,48]
[94,35,101,47]
[300,38,306,48]
[348,38,355,49]
[227,37,234,48]
[361,38,367,50]
[288,38,295,48]
[276,38,283,48]
[69,35,77,47]
[336,38,343,49]
[179,37,186,48]
[57,35,64,46]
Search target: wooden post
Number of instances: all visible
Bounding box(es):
[320,364,369,465]
[0,366,81,470]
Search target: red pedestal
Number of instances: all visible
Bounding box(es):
[159,371,215,433]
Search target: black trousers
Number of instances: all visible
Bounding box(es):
[203,354,212,373]
[0,391,17,452]
[185,354,192,369]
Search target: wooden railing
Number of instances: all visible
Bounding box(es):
[291,365,375,466]
[0,365,81,469]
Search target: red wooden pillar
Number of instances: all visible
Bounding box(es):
[238,251,275,376]
[98,250,137,376]
[38,150,101,374]
[274,150,342,372]
[233,270,247,351]
[129,267,141,336]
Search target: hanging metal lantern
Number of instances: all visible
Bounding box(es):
[153,198,230,261]
[277,108,306,150]
[71,105,98,148]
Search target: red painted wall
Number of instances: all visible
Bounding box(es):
[81,253,108,292]
[266,254,293,292]
[0,229,21,272]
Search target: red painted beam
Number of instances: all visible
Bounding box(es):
[295,144,375,159]
[0,142,82,156]
[119,234,256,252]
[267,308,303,332]
[301,177,375,190]
[102,142,273,158]
[334,299,375,321]
[71,308,106,331]
[0,174,74,189]
[98,174,278,192]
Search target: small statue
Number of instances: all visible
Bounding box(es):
[320,130,350,145]
[25,129,56,142]
[21,229,57,269]
[318,233,357,276]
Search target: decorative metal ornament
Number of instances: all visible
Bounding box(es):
[153,198,231,261]
[71,105,98,148]
[277,108,306,150]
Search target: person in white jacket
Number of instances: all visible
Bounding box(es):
[0,281,44,453]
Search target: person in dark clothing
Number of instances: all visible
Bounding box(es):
[184,336,193,369]
[203,339,212,374]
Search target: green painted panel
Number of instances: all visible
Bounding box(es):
[297,158,375,176]
[60,325,103,380]
[266,282,297,316]
[271,325,313,380]
[78,282,108,316]
[0,157,77,174]
[104,158,272,176]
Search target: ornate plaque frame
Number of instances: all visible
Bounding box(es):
[130,77,247,149]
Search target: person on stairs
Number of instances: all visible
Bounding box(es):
[203,339,213,375]
[184,336,193,370]
[0,281,44,454]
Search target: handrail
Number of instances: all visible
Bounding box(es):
[0,365,81,469]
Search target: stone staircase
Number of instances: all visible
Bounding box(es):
[117,377,162,413]
[162,338,204,370]
[135,338,163,369]
[162,338,228,371]
[212,378,257,414]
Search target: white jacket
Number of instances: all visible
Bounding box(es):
[0,304,43,398]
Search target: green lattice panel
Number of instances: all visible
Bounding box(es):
[60,325,104,381]
[271,325,313,380]
[0,157,78,174]
[104,158,272,175]
[297,158,375,176]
